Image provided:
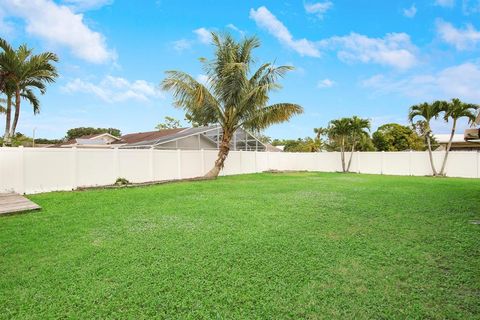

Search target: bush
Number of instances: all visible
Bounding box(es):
[114,178,130,186]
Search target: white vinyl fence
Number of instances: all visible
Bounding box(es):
[0,147,479,194]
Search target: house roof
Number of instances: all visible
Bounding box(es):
[56,133,121,147]
[121,126,220,148]
[116,128,187,145]
[433,134,466,144]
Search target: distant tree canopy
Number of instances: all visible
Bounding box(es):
[66,127,121,140]
[372,123,424,151]
[272,138,321,152]
[34,138,63,145]
[0,132,32,147]
[155,116,182,130]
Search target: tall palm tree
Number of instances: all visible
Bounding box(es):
[162,32,303,178]
[326,118,351,172]
[345,116,370,172]
[408,102,442,176]
[438,98,479,176]
[0,38,58,146]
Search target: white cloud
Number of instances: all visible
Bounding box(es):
[249,6,321,57]
[317,78,335,88]
[0,0,114,64]
[172,39,192,52]
[226,23,245,36]
[62,76,163,103]
[304,1,333,19]
[61,0,113,11]
[403,4,417,18]
[194,27,212,44]
[321,32,417,70]
[462,0,480,14]
[436,20,480,50]
[435,0,455,7]
[196,74,209,85]
[362,62,480,102]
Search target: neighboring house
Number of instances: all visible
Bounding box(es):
[54,126,269,151]
[54,133,121,148]
[464,112,480,143]
[434,133,480,151]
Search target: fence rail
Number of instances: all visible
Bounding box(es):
[0,147,478,194]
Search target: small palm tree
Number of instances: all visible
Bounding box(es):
[326,118,351,172]
[345,116,370,172]
[325,117,370,172]
[0,38,58,146]
[162,33,303,178]
[408,102,442,176]
[438,98,479,176]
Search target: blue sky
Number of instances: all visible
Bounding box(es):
[1,0,479,139]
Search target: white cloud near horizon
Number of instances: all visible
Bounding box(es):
[362,62,480,102]
[317,78,335,88]
[249,6,321,57]
[321,32,418,70]
[0,0,114,64]
[304,1,333,19]
[436,20,480,50]
[403,4,417,18]
[62,76,163,103]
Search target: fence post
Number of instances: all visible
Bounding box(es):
[71,147,78,190]
[149,147,155,181]
[266,151,270,171]
[409,150,413,176]
[357,151,360,173]
[239,150,243,173]
[254,150,257,173]
[18,146,25,194]
[380,151,384,175]
[201,149,205,175]
[477,151,480,179]
[177,149,182,179]
[113,147,119,179]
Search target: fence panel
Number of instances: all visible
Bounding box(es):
[0,148,478,194]
[24,148,73,193]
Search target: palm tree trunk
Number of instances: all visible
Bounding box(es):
[425,130,437,176]
[439,119,456,176]
[346,142,355,172]
[205,128,233,178]
[340,137,346,172]
[10,89,21,137]
[3,94,12,147]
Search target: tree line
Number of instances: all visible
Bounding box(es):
[270,98,478,176]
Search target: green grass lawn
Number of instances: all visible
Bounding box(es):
[1,173,479,319]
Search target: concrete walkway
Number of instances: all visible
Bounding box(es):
[0,193,41,215]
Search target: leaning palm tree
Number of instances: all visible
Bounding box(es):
[0,38,58,146]
[345,116,370,172]
[408,102,442,176]
[162,33,303,178]
[438,98,479,176]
